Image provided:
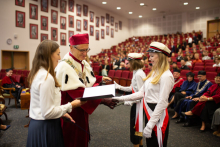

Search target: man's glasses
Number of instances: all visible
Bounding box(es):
[70,45,90,53]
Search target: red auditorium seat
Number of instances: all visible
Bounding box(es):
[0,73,6,79]
[126,72,133,86]
[119,71,130,87]
[205,60,214,63]
[17,70,23,75]
[0,69,6,73]
[210,80,215,84]
[194,62,204,66]
[13,69,18,74]
[204,67,217,72]
[180,70,190,77]
[93,66,101,76]
[205,63,214,67]
[107,70,115,84]
[193,71,199,77]
[23,70,29,77]
[206,72,217,81]
[12,74,21,83]
[217,68,220,73]
[113,70,122,85]
[194,78,199,83]
[193,66,204,71]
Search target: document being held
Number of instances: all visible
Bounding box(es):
[80,84,115,101]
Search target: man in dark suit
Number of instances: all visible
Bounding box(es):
[180,59,190,70]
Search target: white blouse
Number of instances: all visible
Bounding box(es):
[118,70,174,129]
[29,67,72,120]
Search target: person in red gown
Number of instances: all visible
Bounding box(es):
[169,69,184,97]
[55,33,118,147]
[184,73,220,132]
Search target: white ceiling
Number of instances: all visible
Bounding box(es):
[82,0,220,19]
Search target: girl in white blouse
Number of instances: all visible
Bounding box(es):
[114,53,146,147]
[113,42,174,147]
[26,40,86,147]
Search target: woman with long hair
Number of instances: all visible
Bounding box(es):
[26,40,86,147]
[113,42,174,147]
[114,53,146,147]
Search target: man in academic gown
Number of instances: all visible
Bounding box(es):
[55,33,118,147]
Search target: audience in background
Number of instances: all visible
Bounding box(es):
[192,53,202,64]
[101,60,110,76]
[213,57,220,67]
[180,59,190,70]
[202,50,211,60]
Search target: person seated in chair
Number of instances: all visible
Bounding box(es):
[115,62,126,70]
[1,68,22,104]
[202,50,211,60]
[180,59,190,70]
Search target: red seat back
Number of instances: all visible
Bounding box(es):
[180,70,190,77]
[204,67,217,72]
[114,70,122,78]
[121,71,130,79]
[206,72,217,81]
[128,72,133,79]
[0,69,6,73]
[108,70,115,78]
[17,70,23,75]
[194,62,204,66]
[193,66,204,71]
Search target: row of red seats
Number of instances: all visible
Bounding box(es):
[107,70,133,87]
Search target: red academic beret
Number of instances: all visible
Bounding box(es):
[69,33,89,45]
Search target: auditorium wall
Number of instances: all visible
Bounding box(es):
[129,7,220,38]
[0,0,130,69]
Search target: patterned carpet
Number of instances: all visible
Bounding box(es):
[1,97,220,147]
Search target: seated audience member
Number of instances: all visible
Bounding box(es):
[170,69,184,98]
[148,63,152,71]
[100,49,105,53]
[1,68,22,104]
[171,52,175,57]
[168,57,173,65]
[142,53,148,60]
[212,51,218,60]
[202,50,211,60]
[168,72,197,112]
[0,124,10,131]
[174,71,213,125]
[113,57,121,69]
[180,59,190,70]
[172,62,179,71]
[213,57,220,67]
[101,60,110,76]
[184,56,192,66]
[212,108,220,137]
[200,46,207,54]
[189,53,194,60]
[184,73,220,131]
[115,62,126,70]
[176,52,184,62]
[99,61,103,66]
[104,53,109,60]
[192,53,202,64]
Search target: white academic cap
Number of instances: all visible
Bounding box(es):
[147,42,171,57]
[127,53,143,61]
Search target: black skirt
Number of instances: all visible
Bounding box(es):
[145,103,169,147]
[130,103,142,145]
[26,118,64,147]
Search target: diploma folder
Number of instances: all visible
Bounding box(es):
[78,84,115,101]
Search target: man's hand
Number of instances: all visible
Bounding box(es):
[100,98,119,109]
[186,96,192,99]
[192,98,199,101]
[199,96,208,102]
[181,91,186,95]
[103,77,112,83]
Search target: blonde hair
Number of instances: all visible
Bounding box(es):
[143,53,169,84]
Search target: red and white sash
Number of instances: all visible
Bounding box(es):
[134,91,169,147]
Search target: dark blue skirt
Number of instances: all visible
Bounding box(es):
[26,118,64,147]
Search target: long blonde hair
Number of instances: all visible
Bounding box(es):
[28,40,60,87]
[144,53,169,84]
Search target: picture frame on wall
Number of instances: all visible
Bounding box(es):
[60,16,66,30]
[51,27,58,41]
[60,32,66,46]
[60,0,66,13]
[29,3,38,20]
[76,19,81,32]
[96,17,99,27]
[83,5,88,17]
[111,28,114,38]
[16,10,25,28]
[51,10,58,24]
[106,26,109,35]
[76,4,81,17]
[96,30,99,40]
[111,16,114,26]
[101,16,105,26]
[69,15,74,28]
[106,13,109,23]
[101,29,105,39]
[69,0,74,12]
[41,33,48,42]
[119,21,122,30]
[41,0,48,12]
[69,31,74,38]
[83,19,88,31]
[51,0,58,7]
[90,11,94,22]
[115,22,118,32]
[30,24,38,39]
[15,0,25,7]
[90,25,94,36]
[41,15,48,30]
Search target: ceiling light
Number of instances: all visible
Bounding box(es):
[196,7,200,9]
[117,7,121,10]
[139,15,142,18]
[129,12,133,14]
[184,2,188,5]
[102,2,107,4]
[152,8,157,11]
[140,3,144,6]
